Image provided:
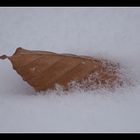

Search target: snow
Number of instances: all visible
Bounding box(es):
[0,7,140,132]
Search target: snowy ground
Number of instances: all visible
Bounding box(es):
[0,7,140,132]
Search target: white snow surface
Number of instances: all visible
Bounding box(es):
[0,7,140,132]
